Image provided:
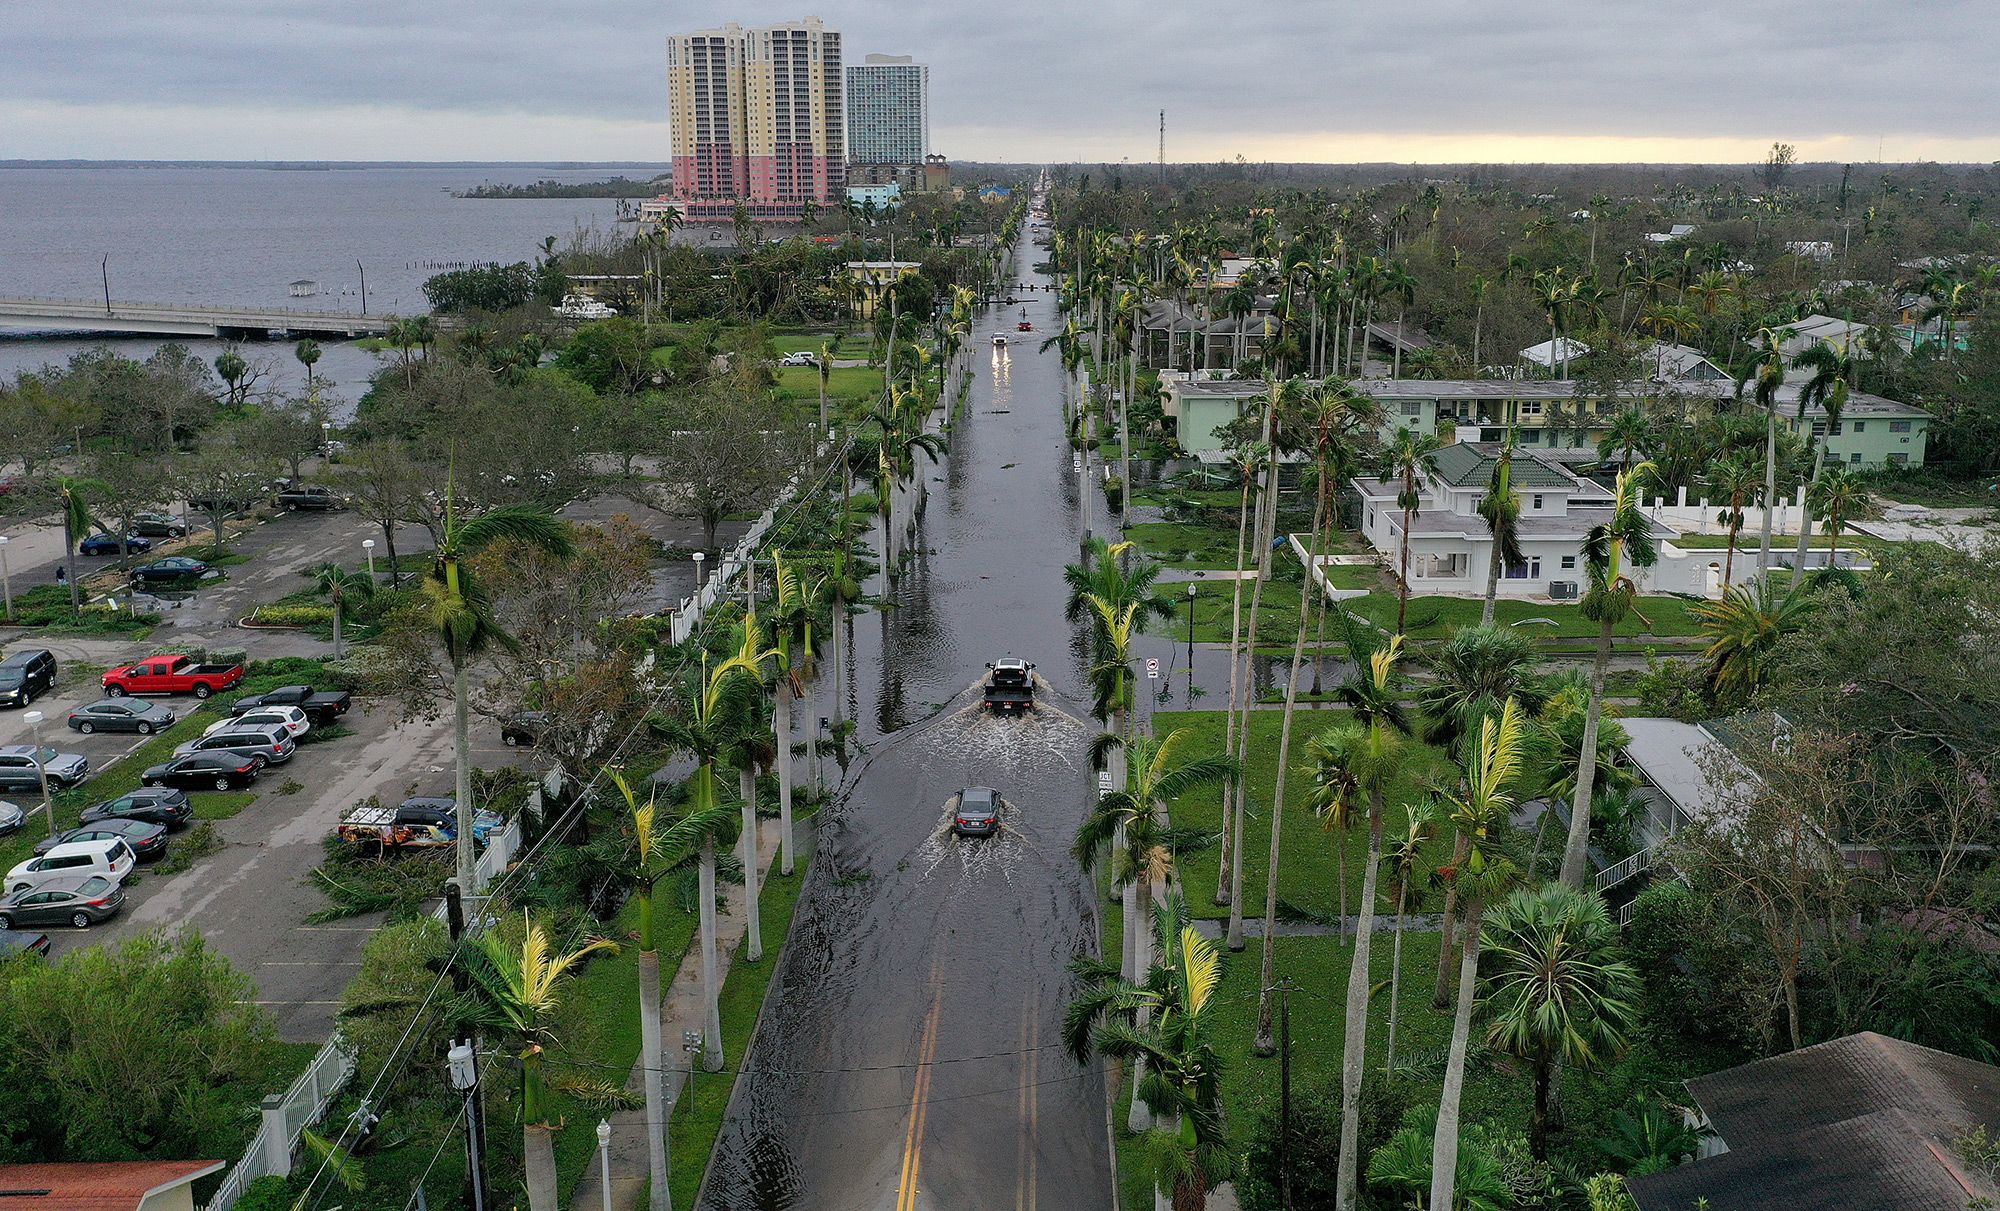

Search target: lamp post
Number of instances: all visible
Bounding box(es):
[0,535,12,622]
[595,1120,613,1211]
[448,1042,488,1211]
[357,260,368,315]
[1185,581,1198,672]
[23,710,52,838]
[362,539,376,578]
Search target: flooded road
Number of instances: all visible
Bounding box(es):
[701,233,1115,1210]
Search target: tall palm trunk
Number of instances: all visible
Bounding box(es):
[1396,500,1416,633]
[1127,864,1154,1134]
[524,1122,559,1211]
[1558,622,1615,887]
[1756,410,1777,580]
[1792,441,1827,574]
[1216,467,1254,907]
[698,833,723,1071]
[1432,830,1469,1007]
[1479,525,1505,629]
[1227,426,1281,952]
[1251,486,1318,1056]
[1384,877,1410,1076]
[452,657,477,895]
[331,597,346,658]
[775,679,796,875]
[1335,788,1387,1210]
[738,766,763,962]
[1121,321,1138,508]
[636,894,673,1211]
[1429,891,1485,1211]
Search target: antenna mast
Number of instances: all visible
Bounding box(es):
[1158,110,1166,181]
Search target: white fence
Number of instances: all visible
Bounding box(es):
[1288,533,1372,605]
[201,1033,357,1211]
[669,452,825,645]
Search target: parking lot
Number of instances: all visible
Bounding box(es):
[1,505,529,1042]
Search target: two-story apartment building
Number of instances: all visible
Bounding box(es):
[1350,442,1677,601]
[1754,385,1931,468]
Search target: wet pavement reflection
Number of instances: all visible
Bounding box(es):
[701,238,1114,1210]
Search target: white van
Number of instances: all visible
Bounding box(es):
[6,837,135,894]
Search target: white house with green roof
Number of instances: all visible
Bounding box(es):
[1350,442,1703,601]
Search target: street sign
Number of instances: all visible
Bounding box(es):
[1145,658,1160,680]
[1096,770,1113,797]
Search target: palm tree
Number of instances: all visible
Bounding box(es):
[294,338,322,386]
[1559,463,1658,889]
[1481,884,1640,1158]
[310,562,373,658]
[56,477,98,611]
[1382,261,1418,378]
[610,776,734,1211]
[1468,275,1491,370]
[772,552,826,842]
[650,654,757,1072]
[1075,730,1233,1133]
[1321,637,1412,1211]
[455,913,619,1211]
[423,500,574,895]
[1429,698,1529,1211]
[1690,580,1819,700]
[1705,453,1763,588]
[1384,427,1444,634]
[1215,442,1263,908]
[1595,409,1650,473]
[1414,625,1552,752]
[1786,339,1855,570]
[1809,465,1872,557]
[1476,440,1524,628]
[1748,329,1788,580]
[1382,801,1435,1078]
[1064,894,1232,1211]
[721,613,780,964]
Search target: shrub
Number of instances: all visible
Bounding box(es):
[1103,475,1125,512]
[1237,1072,1411,1211]
[250,604,336,627]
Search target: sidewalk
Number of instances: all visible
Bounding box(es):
[569,815,782,1211]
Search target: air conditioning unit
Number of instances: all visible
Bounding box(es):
[1549,581,1579,600]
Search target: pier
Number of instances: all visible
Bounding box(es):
[0,295,398,339]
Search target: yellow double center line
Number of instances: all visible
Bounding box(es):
[896,976,943,1211]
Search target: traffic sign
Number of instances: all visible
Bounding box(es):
[1145,658,1160,680]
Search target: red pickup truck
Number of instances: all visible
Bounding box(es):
[102,654,245,700]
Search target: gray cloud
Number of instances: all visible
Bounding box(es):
[3,0,1998,159]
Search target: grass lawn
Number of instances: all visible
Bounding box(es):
[1668,531,1894,551]
[1125,522,1248,570]
[1166,579,1308,647]
[674,857,812,1208]
[193,792,260,821]
[773,365,882,404]
[767,331,856,357]
[1345,592,1705,639]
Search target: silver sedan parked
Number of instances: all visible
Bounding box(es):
[67,699,177,736]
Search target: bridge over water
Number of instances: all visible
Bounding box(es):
[0,295,398,339]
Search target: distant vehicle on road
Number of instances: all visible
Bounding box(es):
[0,874,125,931]
[230,685,350,725]
[131,512,191,537]
[992,333,1007,347]
[780,351,820,367]
[78,533,153,556]
[984,658,1035,715]
[129,556,211,586]
[141,752,261,792]
[34,818,169,862]
[950,786,1003,837]
[102,653,243,699]
[79,788,193,830]
[7,837,135,894]
[276,483,346,511]
[0,649,58,708]
[68,699,176,735]
[209,705,308,740]
[0,745,89,792]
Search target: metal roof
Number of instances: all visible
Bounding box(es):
[1429,442,1585,489]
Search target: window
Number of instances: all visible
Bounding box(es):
[1518,401,1543,417]
[1850,452,1863,463]
[1503,557,1542,580]
[1811,421,1827,439]
[1400,401,1422,416]
[1532,494,1544,510]
[1890,420,1913,433]
[1851,420,1866,433]
[1887,453,1910,465]
[1560,555,1576,570]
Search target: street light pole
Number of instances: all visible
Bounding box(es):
[24,710,52,838]
[1185,581,1197,673]
[362,539,377,578]
[595,1120,613,1211]
[357,260,368,315]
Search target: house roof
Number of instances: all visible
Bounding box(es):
[1751,385,1930,421]
[1518,337,1592,368]
[0,1161,226,1211]
[1629,1033,2000,1211]
[1430,442,1585,489]
[1618,717,1744,826]
[1353,377,1734,402]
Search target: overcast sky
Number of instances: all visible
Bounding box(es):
[4,1,1999,164]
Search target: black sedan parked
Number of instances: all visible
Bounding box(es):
[79,533,154,556]
[79,788,194,830]
[0,875,125,930]
[141,752,260,792]
[502,711,548,747]
[131,512,190,537]
[33,818,169,861]
[130,556,210,585]
[67,699,177,735]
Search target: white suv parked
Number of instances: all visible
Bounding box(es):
[7,837,135,893]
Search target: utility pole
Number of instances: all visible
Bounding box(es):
[1158,110,1165,183]
[445,881,491,1211]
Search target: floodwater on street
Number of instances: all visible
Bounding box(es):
[701,235,1116,1210]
